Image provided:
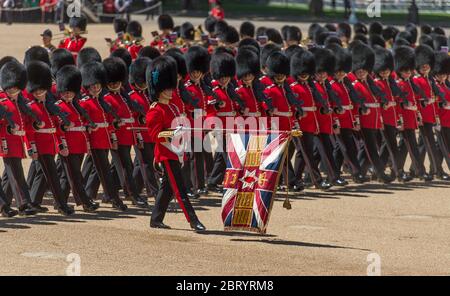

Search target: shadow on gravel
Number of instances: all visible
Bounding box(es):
[230,238,371,251]
[195,230,277,238]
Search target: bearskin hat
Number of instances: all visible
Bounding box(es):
[50,48,75,77]
[220,26,239,44]
[310,47,335,75]
[113,18,128,34]
[80,62,107,88]
[373,45,394,74]
[238,45,259,58]
[185,46,210,74]
[110,48,132,68]
[405,23,418,44]
[354,22,368,35]
[26,61,52,93]
[138,46,161,60]
[351,43,375,72]
[204,16,218,35]
[180,22,195,40]
[286,26,302,43]
[290,51,315,77]
[127,21,142,38]
[369,34,386,48]
[419,35,434,48]
[433,27,445,36]
[421,24,432,36]
[337,22,351,39]
[433,35,448,51]
[255,26,267,38]
[103,57,127,84]
[324,35,343,48]
[394,46,415,73]
[266,52,289,77]
[56,65,81,94]
[316,31,332,46]
[236,49,260,79]
[238,38,260,55]
[146,55,178,98]
[210,53,236,80]
[281,25,289,41]
[353,33,368,45]
[284,45,305,61]
[433,52,450,75]
[266,28,283,45]
[382,26,399,41]
[324,23,337,32]
[260,43,281,69]
[165,48,187,77]
[158,14,174,31]
[313,26,328,45]
[129,57,152,85]
[396,31,413,45]
[240,21,255,38]
[308,23,321,40]
[214,20,228,37]
[369,22,383,35]
[415,44,435,70]
[0,56,19,70]
[24,46,50,67]
[0,61,27,91]
[69,16,87,31]
[327,44,352,73]
[393,38,411,49]
[77,47,102,67]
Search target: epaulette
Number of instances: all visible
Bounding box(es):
[267,84,276,89]
[259,76,266,81]
[150,102,158,109]
[185,80,193,87]
[0,97,7,102]
[236,85,243,91]
[55,100,63,105]
[373,78,380,82]
[290,81,298,87]
[104,92,111,96]
[80,96,90,101]
[329,80,335,85]
[352,81,358,86]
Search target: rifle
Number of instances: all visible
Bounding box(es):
[73,93,97,129]
[17,93,43,129]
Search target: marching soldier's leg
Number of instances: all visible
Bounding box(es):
[109,155,125,193]
[136,142,159,197]
[1,170,13,205]
[203,133,214,180]
[419,123,444,178]
[437,126,450,170]
[0,184,15,217]
[207,135,226,192]
[317,133,347,186]
[132,155,145,194]
[193,150,206,194]
[360,128,392,183]
[400,129,431,181]
[56,155,70,203]
[26,159,37,188]
[29,160,49,209]
[379,125,404,180]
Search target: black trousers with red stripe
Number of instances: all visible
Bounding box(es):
[60,154,92,205]
[151,159,199,225]
[132,143,159,197]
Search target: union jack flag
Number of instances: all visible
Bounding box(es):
[221,131,291,234]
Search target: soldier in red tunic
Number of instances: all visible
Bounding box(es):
[0,61,39,217]
[58,16,87,62]
[108,18,128,53]
[126,21,144,60]
[146,55,206,231]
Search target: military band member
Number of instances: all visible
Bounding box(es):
[126,21,144,60]
[108,18,129,53]
[59,16,87,62]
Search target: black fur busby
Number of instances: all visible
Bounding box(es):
[354,22,368,35]
[396,31,413,45]
[324,35,343,47]
[415,44,435,70]
[324,23,337,32]
[146,55,178,98]
[110,48,132,68]
[369,34,386,48]
[127,21,142,38]
[214,20,229,37]
[266,28,283,45]
[433,35,448,51]
[433,52,450,75]
[180,22,195,40]
[394,46,415,73]
[113,18,128,34]
[337,22,351,39]
[220,26,239,44]
[353,33,368,45]
[80,62,107,88]
[24,46,50,67]
[69,16,87,31]
[266,52,289,77]
[213,46,234,57]
[290,51,315,77]
[382,26,398,41]
[351,43,375,72]
[240,21,255,38]
[210,53,236,80]
[204,16,218,35]
[393,38,411,49]
[369,22,383,36]
[158,14,174,31]
[129,57,152,85]
[313,26,328,45]
[0,61,27,91]
[421,24,432,36]
[26,61,52,93]
[405,23,418,44]
[185,46,210,74]
[373,45,394,74]
[260,43,281,69]
[50,48,75,77]
[281,25,289,41]
[77,47,102,67]
[56,65,82,94]
[419,35,434,48]
[327,44,352,73]
[284,45,305,61]
[238,45,259,58]
[103,57,127,84]
[138,46,161,60]
[236,50,260,79]
[0,56,19,70]
[308,23,321,40]
[286,26,302,43]
[316,31,332,46]
[165,48,188,77]
[238,38,260,55]
[255,26,267,38]
[433,27,445,36]
[310,47,335,75]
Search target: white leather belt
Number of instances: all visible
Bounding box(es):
[36,128,56,134]
[122,118,135,124]
[247,112,261,116]
[302,107,317,112]
[66,126,86,132]
[342,105,354,111]
[384,102,397,108]
[443,105,450,110]
[217,111,236,116]
[95,122,109,128]
[273,111,292,117]
[365,103,380,108]
[12,130,25,136]
[404,105,418,111]
[426,97,436,104]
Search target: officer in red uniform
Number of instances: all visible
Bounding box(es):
[0,61,38,217]
[126,21,144,60]
[290,50,333,190]
[58,16,87,62]
[79,62,128,211]
[102,57,148,208]
[350,43,393,183]
[184,46,214,194]
[24,61,75,215]
[413,45,449,180]
[326,44,367,183]
[129,57,159,198]
[146,55,206,231]
[394,46,433,181]
[55,65,99,212]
